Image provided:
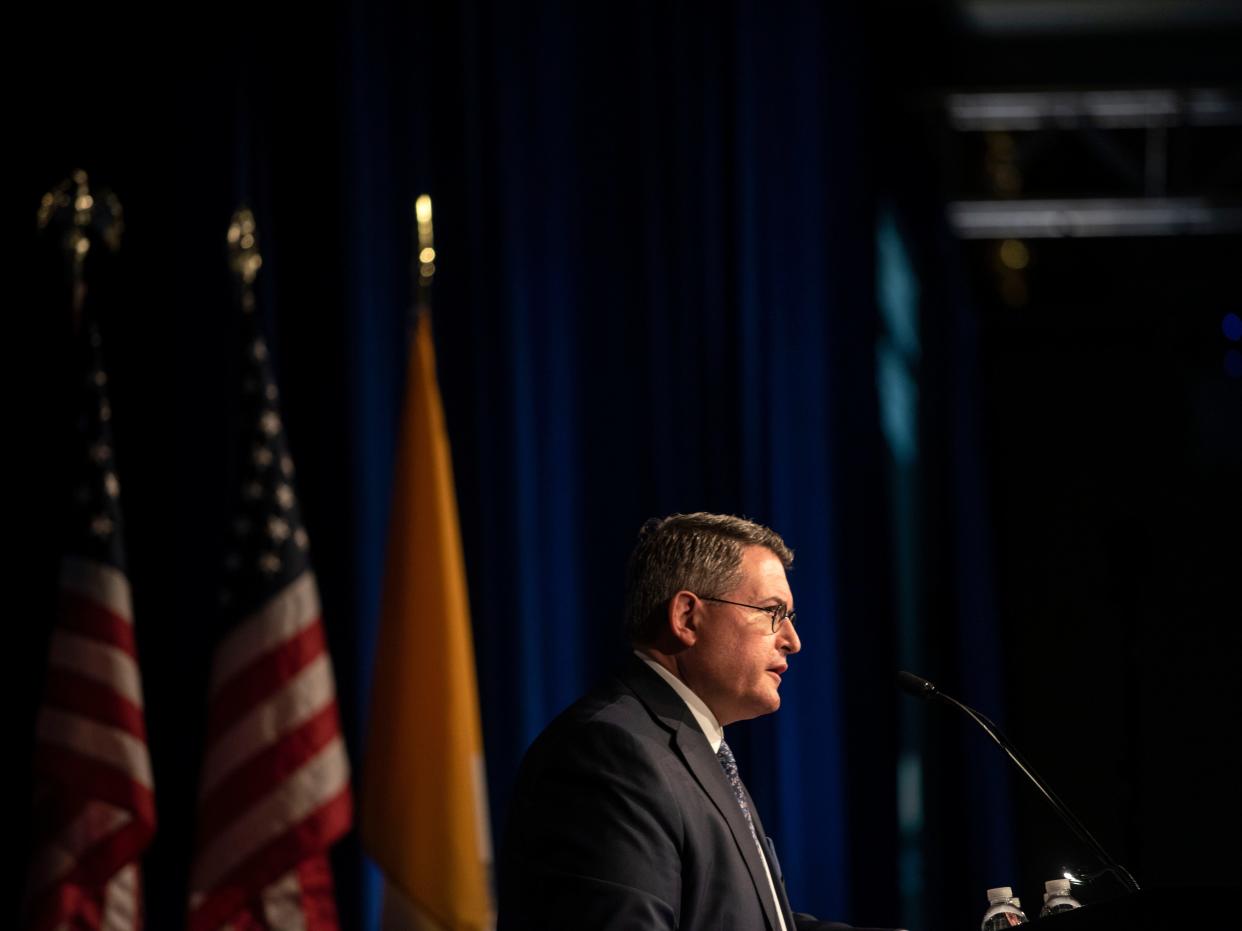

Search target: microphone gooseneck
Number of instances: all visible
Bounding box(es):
[896,670,1140,894]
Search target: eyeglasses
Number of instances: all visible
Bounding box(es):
[699,596,796,634]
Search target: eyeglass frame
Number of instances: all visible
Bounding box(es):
[698,596,796,634]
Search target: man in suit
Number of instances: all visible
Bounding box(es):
[499,512,868,930]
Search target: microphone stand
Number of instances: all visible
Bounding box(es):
[897,671,1141,895]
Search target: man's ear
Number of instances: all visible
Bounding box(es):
[667,590,699,647]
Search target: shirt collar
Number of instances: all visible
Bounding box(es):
[635,650,725,752]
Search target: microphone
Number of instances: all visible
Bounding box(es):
[897,670,1140,894]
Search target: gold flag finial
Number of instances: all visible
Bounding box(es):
[38,170,125,256]
[227,206,263,312]
[38,170,124,321]
[415,194,435,284]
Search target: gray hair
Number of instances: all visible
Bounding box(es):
[623,512,793,645]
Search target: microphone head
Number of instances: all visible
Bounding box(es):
[896,670,939,700]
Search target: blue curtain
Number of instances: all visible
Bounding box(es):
[339,2,872,922]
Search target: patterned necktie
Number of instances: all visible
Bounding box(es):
[717,739,764,855]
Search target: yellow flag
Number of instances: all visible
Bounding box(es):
[361,310,493,930]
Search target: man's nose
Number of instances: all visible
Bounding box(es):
[780,620,801,654]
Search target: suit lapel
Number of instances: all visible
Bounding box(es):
[675,728,786,931]
[620,658,785,931]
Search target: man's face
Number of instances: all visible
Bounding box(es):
[678,545,801,726]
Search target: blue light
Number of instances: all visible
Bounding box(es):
[1226,349,1242,379]
[875,207,921,468]
[1224,313,1242,342]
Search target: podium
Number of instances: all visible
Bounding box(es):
[1027,888,1231,930]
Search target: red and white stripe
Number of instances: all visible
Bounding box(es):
[25,557,156,931]
[188,571,352,931]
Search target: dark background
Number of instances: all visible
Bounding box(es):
[14,2,1241,930]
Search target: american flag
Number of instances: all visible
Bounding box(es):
[25,310,156,931]
[186,308,352,931]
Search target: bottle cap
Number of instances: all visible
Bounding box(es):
[986,887,1014,904]
[1045,879,1072,898]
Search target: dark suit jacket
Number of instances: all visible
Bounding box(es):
[498,656,849,931]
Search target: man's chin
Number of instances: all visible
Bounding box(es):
[750,694,782,719]
[727,690,783,723]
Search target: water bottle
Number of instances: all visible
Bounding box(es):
[981,886,1028,930]
[1039,879,1082,917]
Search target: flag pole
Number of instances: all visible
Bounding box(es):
[26,171,155,931]
[361,191,496,929]
[187,204,352,931]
